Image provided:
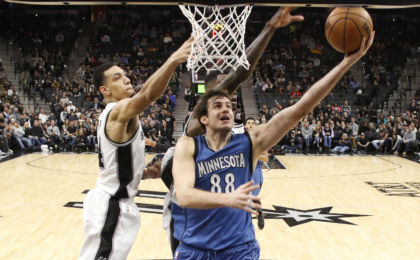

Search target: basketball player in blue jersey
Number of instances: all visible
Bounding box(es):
[161,7,305,255]
[172,32,374,259]
[78,37,192,260]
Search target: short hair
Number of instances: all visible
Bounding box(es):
[245,117,256,124]
[193,88,230,130]
[93,62,114,91]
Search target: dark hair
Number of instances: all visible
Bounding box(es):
[245,117,256,124]
[93,62,114,91]
[193,88,230,130]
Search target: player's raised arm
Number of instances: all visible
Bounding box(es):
[172,136,261,214]
[111,37,193,122]
[217,7,304,95]
[186,8,304,137]
[251,32,375,157]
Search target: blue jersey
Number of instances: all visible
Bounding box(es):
[172,133,255,251]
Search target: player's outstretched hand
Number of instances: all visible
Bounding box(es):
[169,36,194,64]
[344,31,375,66]
[226,180,261,216]
[269,7,304,29]
[143,160,162,179]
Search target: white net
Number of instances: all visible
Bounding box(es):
[179,4,253,74]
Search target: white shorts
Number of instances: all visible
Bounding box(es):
[79,188,140,260]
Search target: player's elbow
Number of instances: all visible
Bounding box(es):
[176,191,190,208]
[293,102,311,119]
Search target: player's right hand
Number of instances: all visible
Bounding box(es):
[227,180,261,216]
[170,36,194,64]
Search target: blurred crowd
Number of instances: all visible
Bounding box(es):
[0,6,419,161]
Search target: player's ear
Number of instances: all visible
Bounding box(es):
[99,85,110,96]
[199,115,208,126]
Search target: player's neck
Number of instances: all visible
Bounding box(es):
[204,131,231,152]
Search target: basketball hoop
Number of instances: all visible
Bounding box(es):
[179,4,253,74]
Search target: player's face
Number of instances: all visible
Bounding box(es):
[102,66,134,100]
[202,96,233,132]
[244,119,256,131]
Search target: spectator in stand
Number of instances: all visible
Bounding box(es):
[396,123,417,156]
[67,101,76,113]
[348,76,360,94]
[47,119,60,137]
[391,132,403,155]
[332,133,351,154]
[331,103,341,114]
[48,129,62,152]
[64,120,77,150]
[234,107,245,124]
[148,128,161,144]
[31,119,48,146]
[342,100,351,114]
[23,122,34,148]
[371,123,391,153]
[158,120,169,144]
[59,92,69,105]
[301,121,313,151]
[86,124,97,151]
[68,110,78,122]
[322,122,333,151]
[73,128,87,153]
[356,132,370,154]
[0,118,10,156]
[350,117,359,137]
[167,89,176,110]
[312,124,323,152]
[408,98,419,113]
[364,122,377,143]
[164,109,175,145]
[39,108,48,124]
[91,97,104,112]
[12,121,32,151]
[290,86,302,100]
[262,78,273,93]
[282,130,302,153]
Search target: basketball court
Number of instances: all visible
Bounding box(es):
[1,1,419,259]
[0,153,418,259]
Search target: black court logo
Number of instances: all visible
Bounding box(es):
[65,190,369,227]
[259,205,369,227]
[366,182,420,197]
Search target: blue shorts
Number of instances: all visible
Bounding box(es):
[252,165,263,196]
[174,240,260,260]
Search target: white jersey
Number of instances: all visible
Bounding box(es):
[231,123,245,134]
[97,102,145,198]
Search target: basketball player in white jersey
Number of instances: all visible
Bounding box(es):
[79,37,192,260]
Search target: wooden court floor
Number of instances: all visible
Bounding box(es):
[0,153,419,260]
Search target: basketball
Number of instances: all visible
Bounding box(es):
[325,7,373,53]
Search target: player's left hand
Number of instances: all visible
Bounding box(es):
[143,160,162,179]
[344,31,375,64]
[269,7,304,28]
